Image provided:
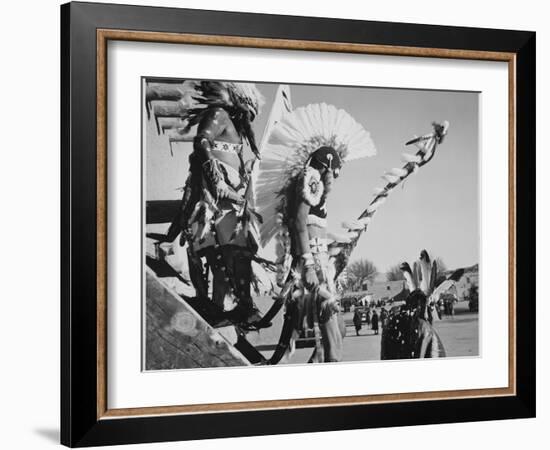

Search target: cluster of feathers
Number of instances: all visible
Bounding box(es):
[381,250,464,359]
[147,79,459,362]
[253,103,377,286]
[190,81,262,132]
[256,113,449,300]
[253,102,450,303]
[152,80,265,139]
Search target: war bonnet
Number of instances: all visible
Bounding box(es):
[254,102,376,247]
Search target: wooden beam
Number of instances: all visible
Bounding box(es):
[153,101,187,117]
[165,127,194,138]
[146,84,184,103]
[146,200,180,224]
[158,117,186,134]
[145,77,188,84]
[145,268,250,370]
[146,85,185,120]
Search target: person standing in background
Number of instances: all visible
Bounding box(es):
[353,308,362,336]
[371,309,379,335]
[380,307,388,330]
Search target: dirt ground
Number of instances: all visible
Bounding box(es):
[256,300,479,364]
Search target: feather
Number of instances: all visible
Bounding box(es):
[430,259,438,294]
[428,262,465,303]
[341,220,365,231]
[400,262,416,291]
[448,268,465,282]
[429,279,456,304]
[383,173,400,184]
[327,232,353,244]
[345,231,359,240]
[401,153,422,163]
[328,245,343,256]
[390,167,408,177]
[367,196,387,213]
[357,217,371,227]
[413,261,422,291]
[419,250,431,294]
[406,133,431,146]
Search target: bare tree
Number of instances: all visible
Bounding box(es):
[386,264,405,281]
[336,274,353,292]
[347,259,378,290]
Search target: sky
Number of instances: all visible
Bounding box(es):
[145,81,479,273]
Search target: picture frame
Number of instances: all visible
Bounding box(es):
[61,1,535,447]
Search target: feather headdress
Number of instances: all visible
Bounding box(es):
[147,79,265,147]
[400,250,465,311]
[181,81,265,125]
[223,82,265,118]
[255,103,376,248]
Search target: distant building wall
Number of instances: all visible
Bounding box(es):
[343,280,407,304]
[455,271,479,300]
[342,266,478,304]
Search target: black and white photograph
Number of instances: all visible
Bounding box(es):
[0,0,541,447]
[143,79,480,370]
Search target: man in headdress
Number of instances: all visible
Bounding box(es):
[380,252,463,359]
[165,81,265,326]
[290,146,346,361]
[253,102,377,363]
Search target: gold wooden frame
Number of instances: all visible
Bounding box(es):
[96,29,516,420]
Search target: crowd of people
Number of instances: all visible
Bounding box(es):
[352,304,388,336]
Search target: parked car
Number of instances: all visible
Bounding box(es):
[355,306,371,324]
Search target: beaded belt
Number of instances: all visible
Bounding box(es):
[212,140,243,154]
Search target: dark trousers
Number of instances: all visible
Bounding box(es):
[202,245,253,311]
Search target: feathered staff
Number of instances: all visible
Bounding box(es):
[330,121,450,280]
[266,120,449,363]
